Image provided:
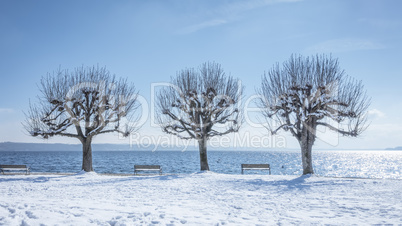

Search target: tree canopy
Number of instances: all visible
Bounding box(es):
[24,66,138,171]
[258,54,370,174]
[157,62,242,141]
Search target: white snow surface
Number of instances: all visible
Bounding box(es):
[0,172,401,225]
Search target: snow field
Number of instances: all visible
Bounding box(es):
[0,172,401,225]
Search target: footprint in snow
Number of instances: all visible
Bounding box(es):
[25,211,37,219]
[8,208,16,214]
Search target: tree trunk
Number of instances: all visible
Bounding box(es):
[198,138,210,171]
[299,137,314,175]
[299,124,315,175]
[81,138,93,172]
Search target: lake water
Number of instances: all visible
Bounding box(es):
[1,150,401,179]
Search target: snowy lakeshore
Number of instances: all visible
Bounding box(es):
[0,172,401,225]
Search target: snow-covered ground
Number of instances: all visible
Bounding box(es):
[0,172,401,225]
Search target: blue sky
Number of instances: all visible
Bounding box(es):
[0,0,401,149]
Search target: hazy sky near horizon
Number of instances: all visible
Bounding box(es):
[0,0,401,150]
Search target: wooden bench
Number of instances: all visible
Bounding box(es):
[0,165,30,175]
[134,165,162,175]
[241,164,271,175]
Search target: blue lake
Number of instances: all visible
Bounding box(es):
[1,150,401,179]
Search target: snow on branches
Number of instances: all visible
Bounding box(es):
[156,62,243,141]
[24,66,138,141]
[258,54,370,139]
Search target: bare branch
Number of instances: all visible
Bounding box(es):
[316,122,358,137]
[257,54,370,141]
[24,65,139,140]
[156,62,243,141]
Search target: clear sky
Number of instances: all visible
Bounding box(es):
[0,0,401,150]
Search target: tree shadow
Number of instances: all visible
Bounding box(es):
[0,172,183,185]
[245,174,315,191]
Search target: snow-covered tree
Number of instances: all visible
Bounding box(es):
[24,66,138,172]
[257,54,370,174]
[156,62,243,171]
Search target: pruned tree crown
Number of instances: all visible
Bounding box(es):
[157,62,243,141]
[258,54,370,139]
[24,66,138,142]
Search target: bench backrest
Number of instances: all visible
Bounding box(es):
[134,165,161,170]
[241,164,270,169]
[0,165,27,168]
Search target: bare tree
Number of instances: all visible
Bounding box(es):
[24,66,138,172]
[257,54,370,175]
[156,62,243,171]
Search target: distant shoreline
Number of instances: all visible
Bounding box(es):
[0,142,397,152]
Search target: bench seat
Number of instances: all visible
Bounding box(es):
[241,164,271,175]
[134,165,162,175]
[0,165,30,175]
